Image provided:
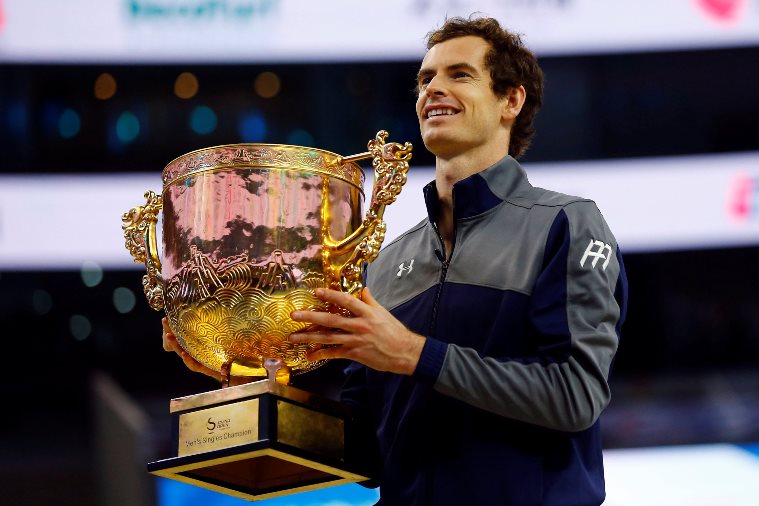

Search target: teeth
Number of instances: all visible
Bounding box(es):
[427,108,457,118]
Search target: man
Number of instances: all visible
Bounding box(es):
[164,16,627,505]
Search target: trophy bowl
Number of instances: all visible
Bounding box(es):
[122,131,411,382]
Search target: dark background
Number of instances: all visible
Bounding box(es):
[2,45,759,504]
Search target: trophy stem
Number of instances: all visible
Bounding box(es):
[220,362,232,388]
[264,358,291,385]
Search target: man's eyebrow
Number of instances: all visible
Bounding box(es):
[447,63,479,74]
[416,62,480,81]
[416,68,434,81]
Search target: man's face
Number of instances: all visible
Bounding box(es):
[416,36,510,160]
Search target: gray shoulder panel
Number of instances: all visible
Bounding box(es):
[507,185,588,209]
[445,201,552,294]
[445,186,587,295]
[366,219,439,312]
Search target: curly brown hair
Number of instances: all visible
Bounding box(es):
[425,16,544,159]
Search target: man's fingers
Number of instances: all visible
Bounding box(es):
[315,288,367,316]
[161,316,176,336]
[162,316,178,352]
[290,331,353,346]
[360,286,380,307]
[291,308,358,331]
[180,351,201,370]
[163,329,182,353]
[161,319,253,385]
[180,351,215,376]
[306,346,347,362]
[163,331,175,352]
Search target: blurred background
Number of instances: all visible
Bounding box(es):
[2,1,759,505]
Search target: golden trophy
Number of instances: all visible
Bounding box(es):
[121,131,411,501]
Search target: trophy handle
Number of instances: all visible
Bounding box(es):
[122,190,165,310]
[327,131,412,293]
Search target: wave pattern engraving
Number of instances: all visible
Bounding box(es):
[164,248,330,378]
[172,288,327,377]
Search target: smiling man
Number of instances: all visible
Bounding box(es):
[289,17,628,505]
[163,15,628,506]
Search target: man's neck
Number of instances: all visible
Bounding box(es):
[433,148,509,257]
[434,141,509,199]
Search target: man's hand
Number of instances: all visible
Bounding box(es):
[161,317,253,386]
[289,287,425,375]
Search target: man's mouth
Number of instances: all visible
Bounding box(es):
[425,108,460,119]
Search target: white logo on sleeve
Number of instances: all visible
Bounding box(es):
[397,259,414,277]
[580,239,612,270]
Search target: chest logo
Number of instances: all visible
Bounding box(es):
[580,239,612,271]
[397,259,414,277]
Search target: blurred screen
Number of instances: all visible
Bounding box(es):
[3,151,759,269]
[2,0,759,63]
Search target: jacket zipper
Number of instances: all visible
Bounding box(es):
[429,253,449,337]
[429,192,456,337]
[425,199,455,504]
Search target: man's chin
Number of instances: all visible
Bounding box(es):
[421,131,455,153]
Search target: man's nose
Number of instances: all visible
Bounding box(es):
[425,75,447,97]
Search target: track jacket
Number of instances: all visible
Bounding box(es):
[342,155,628,505]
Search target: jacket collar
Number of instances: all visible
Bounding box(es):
[423,155,532,222]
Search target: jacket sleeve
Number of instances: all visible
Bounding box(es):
[413,201,628,432]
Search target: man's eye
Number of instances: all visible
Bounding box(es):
[453,72,470,79]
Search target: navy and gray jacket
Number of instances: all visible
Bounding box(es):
[342,155,628,505]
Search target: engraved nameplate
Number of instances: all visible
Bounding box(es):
[177,399,260,457]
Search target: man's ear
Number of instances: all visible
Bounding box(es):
[502,85,526,122]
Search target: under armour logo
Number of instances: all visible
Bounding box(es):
[580,239,612,270]
[397,259,414,277]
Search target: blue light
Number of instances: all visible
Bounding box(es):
[31,290,53,315]
[69,314,92,341]
[113,287,137,314]
[80,261,103,287]
[58,108,81,138]
[116,111,141,143]
[287,129,315,147]
[6,101,29,137]
[190,105,218,135]
[156,478,379,506]
[238,112,267,142]
[42,103,61,134]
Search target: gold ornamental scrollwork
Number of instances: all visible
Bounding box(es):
[367,130,413,210]
[326,131,412,293]
[122,191,165,310]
